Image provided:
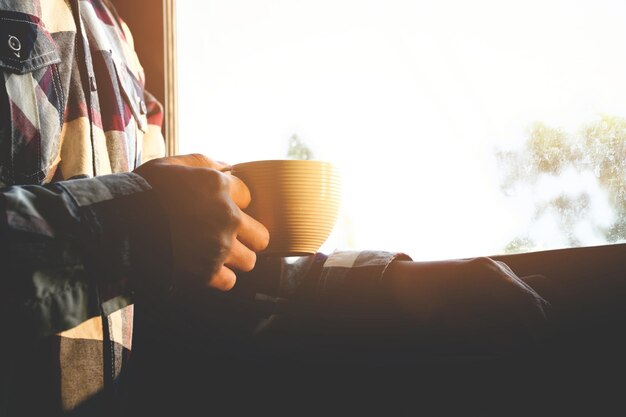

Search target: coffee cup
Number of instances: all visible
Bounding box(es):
[230,159,341,256]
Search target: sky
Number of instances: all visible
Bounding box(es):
[176,0,626,261]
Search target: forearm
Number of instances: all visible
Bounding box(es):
[0,173,172,338]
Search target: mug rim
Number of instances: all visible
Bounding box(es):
[231,159,336,167]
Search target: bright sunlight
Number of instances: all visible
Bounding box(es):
[176,0,626,261]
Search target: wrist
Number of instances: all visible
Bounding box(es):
[58,173,173,297]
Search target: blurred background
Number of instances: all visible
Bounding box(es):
[172,0,626,261]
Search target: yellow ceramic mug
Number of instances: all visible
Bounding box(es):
[231,159,341,256]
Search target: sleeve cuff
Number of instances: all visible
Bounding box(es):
[59,172,173,301]
[58,172,152,207]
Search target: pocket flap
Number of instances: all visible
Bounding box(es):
[112,56,147,132]
[0,10,61,74]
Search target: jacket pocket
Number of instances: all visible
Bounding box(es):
[0,10,64,185]
[93,49,148,171]
[111,55,147,134]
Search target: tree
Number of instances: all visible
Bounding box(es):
[286,134,314,160]
[580,116,626,242]
[496,115,626,253]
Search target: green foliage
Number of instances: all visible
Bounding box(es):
[497,115,626,253]
[286,134,314,160]
[581,115,626,241]
[497,122,582,194]
[528,123,581,175]
[504,236,536,254]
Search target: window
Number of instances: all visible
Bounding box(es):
[175,0,626,260]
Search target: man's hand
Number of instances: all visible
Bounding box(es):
[386,257,552,353]
[134,154,269,291]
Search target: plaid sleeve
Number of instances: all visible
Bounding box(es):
[295,250,413,313]
[231,250,414,361]
[58,172,173,298]
[0,172,171,338]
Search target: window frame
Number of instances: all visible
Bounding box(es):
[164,0,178,156]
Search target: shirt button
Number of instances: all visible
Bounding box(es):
[8,35,21,58]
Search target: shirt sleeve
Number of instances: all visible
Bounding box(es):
[0,172,172,339]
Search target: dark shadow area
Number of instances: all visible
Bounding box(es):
[108,2,626,411]
[126,243,626,413]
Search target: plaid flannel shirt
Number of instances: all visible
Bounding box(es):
[0,1,411,415]
[0,1,168,415]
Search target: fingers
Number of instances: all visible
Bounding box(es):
[207,264,237,291]
[224,174,251,209]
[207,236,264,292]
[224,238,257,272]
[203,236,253,292]
[146,153,252,208]
[237,210,270,252]
[217,210,270,273]
[207,211,269,292]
